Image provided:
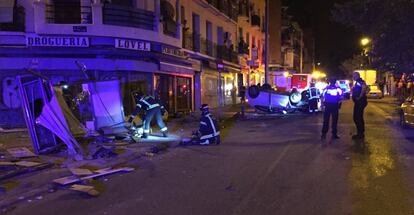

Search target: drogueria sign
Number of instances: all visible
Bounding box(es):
[26,35,89,47]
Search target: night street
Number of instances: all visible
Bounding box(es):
[7,98,414,215]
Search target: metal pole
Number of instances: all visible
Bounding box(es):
[264,0,269,84]
[299,31,303,73]
[218,69,222,119]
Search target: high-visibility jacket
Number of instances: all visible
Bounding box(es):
[199,113,220,140]
[131,96,161,117]
[322,85,342,104]
[308,87,319,100]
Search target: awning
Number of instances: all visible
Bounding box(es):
[0,0,14,23]
[160,61,195,75]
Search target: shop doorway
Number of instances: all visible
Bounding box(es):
[155,74,192,115]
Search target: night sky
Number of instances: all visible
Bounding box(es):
[283,0,360,78]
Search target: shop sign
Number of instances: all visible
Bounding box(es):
[26,35,89,47]
[115,38,151,51]
[162,46,187,58]
[73,26,87,32]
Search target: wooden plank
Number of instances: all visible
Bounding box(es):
[53,167,135,185]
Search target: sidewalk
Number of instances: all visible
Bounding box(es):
[0,104,240,211]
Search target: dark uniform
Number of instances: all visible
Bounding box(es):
[128,94,168,138]
[197,104,220,145]
[308,84,319,113]
[321,81,342,139]
[352,78,368,139]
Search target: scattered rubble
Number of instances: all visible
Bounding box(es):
[7,147,36,159]
[70,184,100,197]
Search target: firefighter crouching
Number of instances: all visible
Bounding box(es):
[128,92,168,139]
[195,104,220,145]
[181,104,220,145]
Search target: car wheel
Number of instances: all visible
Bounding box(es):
[248,85,260,99]
[400,111,409,129]
[289,89,302,105]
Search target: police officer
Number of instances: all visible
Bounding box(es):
[352,72,368,139]
[308,82,320,113]
[196,104,220,145]
[321,78,342,140]
[128,92,168,139]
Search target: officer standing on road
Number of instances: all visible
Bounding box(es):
[352,72,368,139]
[321,78,342,140]
[128,92,168,139]
[308,82,320,114]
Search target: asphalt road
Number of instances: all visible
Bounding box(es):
[8,98,414,215]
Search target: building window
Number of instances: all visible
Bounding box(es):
[181,6,185,24]
[161,0,176,37]
[46,0,92,24]
[0,3,25,32]
[192,13,200,52]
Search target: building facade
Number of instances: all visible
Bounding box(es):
[0,0,281,128]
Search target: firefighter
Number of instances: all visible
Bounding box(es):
[195,104,220,145]
[128,92,168,139]
[321,78,342,140]
[308,82,320,113]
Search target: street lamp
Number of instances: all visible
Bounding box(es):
[360,37,371,47]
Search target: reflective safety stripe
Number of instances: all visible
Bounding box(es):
[206,115,216,134]
[327,89,339,96]
[160,127,168,132]
[144,130,150,133]
[200,131,220,140]
[140,98,160,109]
[200,121,207,126]
[200,139,210,145]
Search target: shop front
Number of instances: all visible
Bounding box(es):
[200,60,241,108]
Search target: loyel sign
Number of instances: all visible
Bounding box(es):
[115,38,150,51]
[26,35,89,47]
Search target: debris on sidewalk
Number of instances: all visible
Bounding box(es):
[69,168,94,176]
[144,152,155,157]
[53,167,135,185]
[69,184,100,197]
[0,128,26,133]
[7,147,36,158]
[14,161,43,167]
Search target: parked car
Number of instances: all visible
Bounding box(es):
[337,80,351,99]
[400,96,414,128]
[367,85,383,99]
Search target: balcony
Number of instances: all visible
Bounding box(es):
[46,3,92,24]
[206,0,237,22]
[193,33,201,52]
[102,4,155,30]
[238,0,249,19]
[251,14,260,29]
[0,6,25,32]
[182,31,194,50]
[217,45,239,64]
[238,40,249,55]
[201,38,215,57]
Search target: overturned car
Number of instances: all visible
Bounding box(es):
[246,84,311,113]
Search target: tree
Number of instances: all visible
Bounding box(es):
[332,0,414,74]
[340,54,365,77]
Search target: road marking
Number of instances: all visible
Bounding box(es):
[232,143,291,215]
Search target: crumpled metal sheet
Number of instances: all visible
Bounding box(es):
[36,96,83,160]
